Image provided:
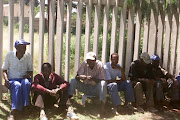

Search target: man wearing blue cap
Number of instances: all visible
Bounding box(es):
[151,54,180,109]
[2,39,33,119]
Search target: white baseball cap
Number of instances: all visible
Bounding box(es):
[86,52,96,60]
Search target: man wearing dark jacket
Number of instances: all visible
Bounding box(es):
[129,52,157,113]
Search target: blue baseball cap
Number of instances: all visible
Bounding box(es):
[14,39,30,48]
[151,54,161,61]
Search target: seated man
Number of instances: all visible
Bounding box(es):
[176,72,180,102]
[151,55,180,109]
[68,52,107,115]
[2,39,33,119]
[31,63,70,119]
[104,53,135,114]
[128,52,157,113]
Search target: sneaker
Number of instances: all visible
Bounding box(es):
[8,110,16,120]
[67,112,79,120]
[7,115,15,120]
[67,107,79,120]
[111,107,119,115]
[40,109,48,120]
[147,107,158,113]
[136,107,144,113]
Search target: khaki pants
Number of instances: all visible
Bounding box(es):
[132,79,155,107]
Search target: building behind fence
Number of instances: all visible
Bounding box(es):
[0,0,180,99]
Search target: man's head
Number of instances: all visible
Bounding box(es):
[111,53,119,65]
[140,52,152,65]
[41,63,52,78]
[15,39,30,55]
[86,52,96,69]
[151,54,160,67]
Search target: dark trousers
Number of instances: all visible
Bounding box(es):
[32,90,69,108]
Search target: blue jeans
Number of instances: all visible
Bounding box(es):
[9,78,31,111]
[107,80,135,106]
[68,79,107,103]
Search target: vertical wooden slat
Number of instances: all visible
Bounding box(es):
[29,0,34,63]
[93,0,101,58]
[0,0,3,99]
[118,5,127,67]
[101,0,109,64]
[142,19,150,53]
[38,0,45,73]
[148,9,158,56]
[169,13,179,75]
[48,0,55,71]
[110,0,119,56]
[133,9,142,61]
[65,0,72,81]
[125,7,135,76]
[156,10,165,60]
[19,0,24,39]
[176,22,180,76]
[74,0,83,75]
[56,0,64,76]
[84,0,92,58]
[175,3,180,76]
[9,0,14,51]
[163,9,172,70]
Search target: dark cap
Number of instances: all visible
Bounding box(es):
[151,54,161,61]
[14,39,30,48]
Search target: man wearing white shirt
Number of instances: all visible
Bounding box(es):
[104,53,135,114]
[2,39,33,119]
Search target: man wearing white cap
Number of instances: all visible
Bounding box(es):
[2,39,33,119]
[68,52,107,116]
[128,52,157,113]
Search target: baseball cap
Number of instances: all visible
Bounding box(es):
[14,39,30,48]
[86,52,96,60]
[150,54,161,61]
[140,52,152,64]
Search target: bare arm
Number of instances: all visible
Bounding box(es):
[3,70,10,88]
[112,65,126,81]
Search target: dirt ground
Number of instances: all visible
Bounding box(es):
[0,95,180,120]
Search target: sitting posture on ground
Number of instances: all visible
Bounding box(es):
[68,52,107,116]
[128,52,157,113]
[31,63,70,119]
[2,39,33,120]
[151,55,180,109]
[104,53,135,115]
[175,72,180,102]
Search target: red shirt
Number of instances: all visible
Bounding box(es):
[32,73,70,94]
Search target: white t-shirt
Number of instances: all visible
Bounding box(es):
[2,51,33,79]
[104,62,122,80]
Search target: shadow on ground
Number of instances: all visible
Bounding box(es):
[0,95,180,120]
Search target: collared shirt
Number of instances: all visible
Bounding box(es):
[2,51,33,79]
[32,73,70,94]
[104,62,122,80]
[77,60,106,80]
